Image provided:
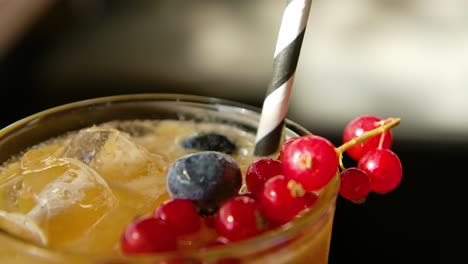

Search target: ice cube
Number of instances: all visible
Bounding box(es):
[60,126,111,165]
[0,150,118,246]
[62,127,168,202]
[0,211,47,245]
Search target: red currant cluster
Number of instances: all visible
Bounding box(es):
[338,115,402,203]
[120,114,402,256]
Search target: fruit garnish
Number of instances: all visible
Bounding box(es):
[154,199,202,236]
[278,137,299,161]
[121,217,177,254]
[120,115,403,256]
[358,148,402,193]
[303,191,319,208]
[339,167,371,203]
[258,175,308,224]
[342,115,393,161]
[166,151,242,212]
[214,195,265,241]
[336,116,401,200]
[281,135,339,191]
[245,158,283,197]
[182,132,237,154]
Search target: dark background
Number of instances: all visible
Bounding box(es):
[1,1,462,263]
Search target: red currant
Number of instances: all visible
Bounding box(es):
[239,192,256,200]
[154,198,201,235]
[339,167,371,202]
[215,258,242,264]
[342,115,393,161]
[155,259,201,264]
[201,236,229,249]
[245,158,283,196]
[281,135,339,191]
[303,191,319,208]
[278,137,299,161]
[358,148,402,193]
[258,175,308,224]
[121,217,177,254]
[202,215,216,228]
[215,195,265,241]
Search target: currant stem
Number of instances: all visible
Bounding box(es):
[336,117,401,155]
[338,153,346,171]
[377,128,386,149]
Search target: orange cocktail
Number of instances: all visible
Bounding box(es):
[0,94,338,264]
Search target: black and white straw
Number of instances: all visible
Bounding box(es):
[254,0,312,156]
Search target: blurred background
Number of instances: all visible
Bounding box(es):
[1,0,467,143]
[1,0,463,263]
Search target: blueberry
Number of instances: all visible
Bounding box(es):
[182,132,236,154]
[167,151,242,212]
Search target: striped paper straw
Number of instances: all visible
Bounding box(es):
[254,0,312,156]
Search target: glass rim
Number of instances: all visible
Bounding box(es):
[0,93,339,261]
